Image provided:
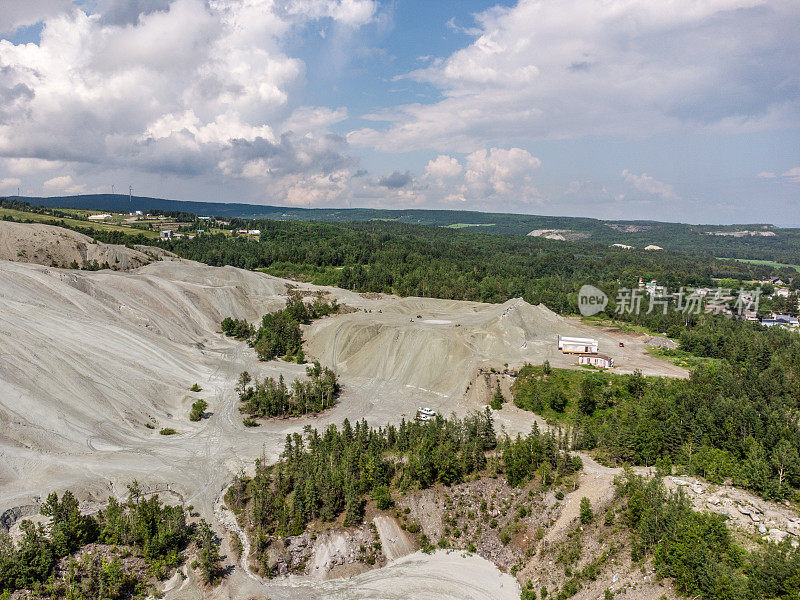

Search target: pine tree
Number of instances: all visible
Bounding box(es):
[491,383,505,410]
[195,520,222,585]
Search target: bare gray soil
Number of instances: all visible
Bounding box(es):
[0,223,692,599]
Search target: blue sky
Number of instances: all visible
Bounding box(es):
[0,0,798,224]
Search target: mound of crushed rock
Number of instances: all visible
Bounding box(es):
[0,220,163,270]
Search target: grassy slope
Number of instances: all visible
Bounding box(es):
[0,207,160,238]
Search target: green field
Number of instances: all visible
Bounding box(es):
[719,257,800,272]
[444,223,496,229]
[0,207,160,238]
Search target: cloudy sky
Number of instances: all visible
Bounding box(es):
[0,0,798,223]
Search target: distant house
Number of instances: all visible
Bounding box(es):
[247,229,261,236]
[579,354,614,368]
[762,314,799,328]
[773,287,790,298]
[416,407,436,422]
[160,230,174,238]
[645,280,666,296]
[88,214,112,220]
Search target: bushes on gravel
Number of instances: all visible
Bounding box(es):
[236,362,339,420]
[220,293,338,361]
[189,399,208,421]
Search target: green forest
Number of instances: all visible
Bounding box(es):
[156,220,797,322]
[12,195,800,265]
[225,412,581,575]
[512,317,800,501]
[0,484,220,599]
[617,471,800,600]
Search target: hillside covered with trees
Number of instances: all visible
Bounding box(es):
[513,317,800,502]
[0,484,221,599]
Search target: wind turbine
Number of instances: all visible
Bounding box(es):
[129,185,133,204]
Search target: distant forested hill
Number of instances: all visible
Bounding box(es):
[12,194,800,265]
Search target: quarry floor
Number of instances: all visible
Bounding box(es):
[0,251,688,600]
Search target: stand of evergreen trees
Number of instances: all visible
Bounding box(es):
[224,411,580,575]
[236,362,339,420]
[0,483,215,599]
[221,294,338,361]
[617,470,800,600]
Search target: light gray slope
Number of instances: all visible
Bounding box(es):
[0,252,684,599]
[0,220,158,269]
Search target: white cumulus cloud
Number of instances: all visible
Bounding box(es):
[782,167,800,182]
[43,174,85,194]
[0,0,377,198]
[622,170,678,200]
[349,0,800,153]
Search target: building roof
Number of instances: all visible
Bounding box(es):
[579,353,612,361]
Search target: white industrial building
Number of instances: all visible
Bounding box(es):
[579,354,614,368]
[558,335,599,354]
[416,407,436,422]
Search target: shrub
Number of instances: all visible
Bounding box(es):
[579,497,594,525]
[159,428,178,435]
[189,399,208,422]
[189,383,202,392]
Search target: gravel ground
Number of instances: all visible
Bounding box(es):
[0,230,689,599]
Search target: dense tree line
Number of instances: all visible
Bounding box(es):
[9,197,800,266]
[617,470,800,600]
[0,484,212,598]
[225,412,580,574]
[513,318,800,501]
[160,221,780,319]
[236,362,340,420]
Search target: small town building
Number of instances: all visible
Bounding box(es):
[558,335,599,354]
[88,214,112,220]
[762,314,799,328]
[579,354,614,368]
[416,407,436,422]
